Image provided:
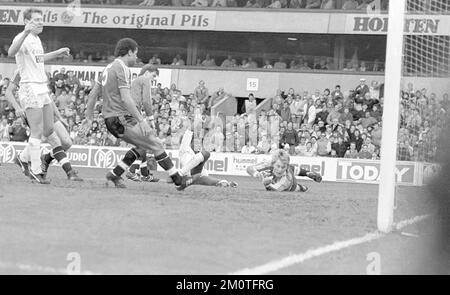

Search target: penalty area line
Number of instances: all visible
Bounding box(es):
[229,214,430,275]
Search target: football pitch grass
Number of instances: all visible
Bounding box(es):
[0,164,437,275]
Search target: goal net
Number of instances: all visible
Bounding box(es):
[377,0,450,232]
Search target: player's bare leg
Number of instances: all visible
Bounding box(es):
[24,107,49,184]
[194,175,238,188]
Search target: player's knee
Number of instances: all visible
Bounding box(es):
[201,151,210,161]
[46,132,61,148]
[43,128,55,138]
[61,139,72,151]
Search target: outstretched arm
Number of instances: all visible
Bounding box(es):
[43,48,70,62]
[85,82,101,121]
[4,83,24,117]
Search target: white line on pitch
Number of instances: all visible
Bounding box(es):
[0,261,100,275]
[229,214,430,275]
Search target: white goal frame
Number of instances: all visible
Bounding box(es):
[377,0,407,233]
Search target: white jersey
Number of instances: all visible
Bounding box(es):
[179,129,209,177]
[13,32,47,90]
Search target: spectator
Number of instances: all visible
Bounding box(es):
[305,0,321,8]
[263,59,273,69]
[331,136,348,157]
[56,90,71,111]
[221,55,234,67]
[194,80,209,107]
[246,0,270,8]
[224,129,235,152]
[211,0,228,6]
[280,101,291,122]
[0,118,10,141]
[342,0,358,9]
[175,54,185,66]
[256,134,271,154]
[289,0,302,8]
[371,122,382,147]
[244,93,257,122]
[191,0,209,6]
[326,103,341,125]
[344,142,359,158]
[246,57,258,68]
[357,0,371,10]
[339,107,353,124]
[357,144,372,159]
[355,78,370,98]
[202,54,217,67]
[353,129,364,151]
[9,118,28,142]
[365,136,376,154]
[273,57,287,69]
[316,133,331,156]
[148,54,162,65]
[210,126,224,152]
[360,111,377,129]
[321,0,335,9]
[55,67,68,81]
[303,141,317,157]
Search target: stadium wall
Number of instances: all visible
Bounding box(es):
[1,62,448,99]
[0,141,437,187]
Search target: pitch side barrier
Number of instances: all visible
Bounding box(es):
[0,141,438,187]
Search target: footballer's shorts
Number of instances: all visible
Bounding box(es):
[105,115,164,156]
[18,83,52,110]
[179,129,209,177]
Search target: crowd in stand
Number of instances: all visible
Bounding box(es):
[0,67,448,162]
[0,43,383,72]
[0,0,389,10]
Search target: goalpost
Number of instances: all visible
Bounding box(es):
[377,0,450,232]
[377,0,406,233]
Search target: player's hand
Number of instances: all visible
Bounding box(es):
[24,20,38,34]
[262,177,272,186]
[58,48,71,57]
[139,119,151,137]
[15,107,25,118]
[80,119,93,135]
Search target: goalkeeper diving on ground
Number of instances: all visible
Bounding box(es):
[247,149,322,192]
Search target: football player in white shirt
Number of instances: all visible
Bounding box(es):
[8,8,70,184]
[5,69,83,182]
[166,129,238,188]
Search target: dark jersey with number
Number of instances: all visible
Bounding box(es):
[98,59,132,119]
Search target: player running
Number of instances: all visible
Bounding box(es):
[247,149,322,192]
[125,64,161,183]
[5,69,83,181]
[8,8,71,184]
[81,38,189,190]
[167,129,238,188]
